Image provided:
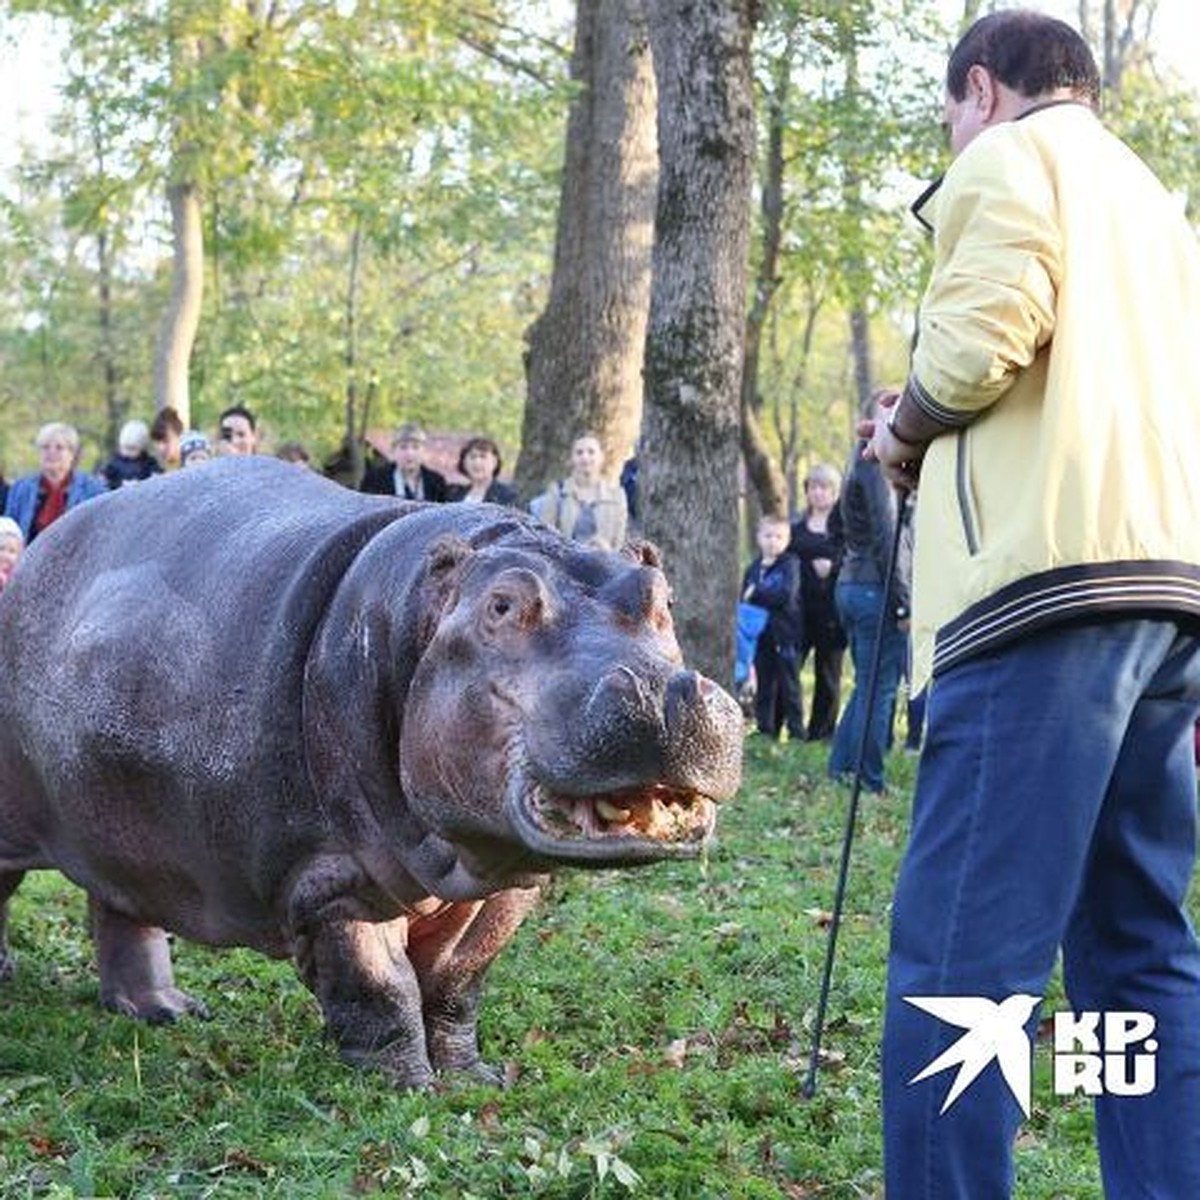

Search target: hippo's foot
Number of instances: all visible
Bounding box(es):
[341,1040,438,1091]
[427,1022,506,1088]
[101,984,210,1026]
[90,896,208,1026]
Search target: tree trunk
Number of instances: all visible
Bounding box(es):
[842,38,873,424]
[154,180,203,429]
[642,0,758,684]
[98,224,121,452]
[741,45,791,520]
[343,217,366,486]
[849,304,872,414]
[514,0,658,498]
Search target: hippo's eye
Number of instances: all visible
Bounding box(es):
[488,594,514,620]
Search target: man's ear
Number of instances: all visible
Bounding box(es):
[966,63,998,120]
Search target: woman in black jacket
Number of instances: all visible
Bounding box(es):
[789,463,846,740]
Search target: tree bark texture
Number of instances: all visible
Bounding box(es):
[153,180,203,429]
[741,46,790,520]
[97,225,121,452]
[514,0,658,498]
[642,0,758,684]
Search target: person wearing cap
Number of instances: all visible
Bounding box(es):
[360,422,448,502]
[0,516,24,593]
[4,422,106,544]
[101,419,163,490]
[178,431,212,468]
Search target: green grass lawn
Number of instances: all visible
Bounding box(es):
[0,737,1115,1198]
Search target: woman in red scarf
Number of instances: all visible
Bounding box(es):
[4,422,107,543]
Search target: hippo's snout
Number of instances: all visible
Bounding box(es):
[538,664,743,803]
[661,669,744,800]
[508,661,743,865]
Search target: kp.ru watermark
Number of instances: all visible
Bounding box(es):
[905,995,1158,1116]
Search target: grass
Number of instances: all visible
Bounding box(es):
[0,736,1113,1198]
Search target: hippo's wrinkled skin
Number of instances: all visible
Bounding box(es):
[0,458,742,1087]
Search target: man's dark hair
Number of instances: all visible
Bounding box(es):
[947,10,1100,108]
[219,403,257,431]
[149,406,184,440]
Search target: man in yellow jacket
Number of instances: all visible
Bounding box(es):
[867,11,1200,1196]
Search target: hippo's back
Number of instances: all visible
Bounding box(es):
[0,459,412,937]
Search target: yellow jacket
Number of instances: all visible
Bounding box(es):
[907,102,1200,693]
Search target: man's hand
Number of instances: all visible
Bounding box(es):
[861,389,925,491]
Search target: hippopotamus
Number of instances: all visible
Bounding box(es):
[0,457,742,1087]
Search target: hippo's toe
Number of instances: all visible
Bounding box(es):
[102,986,210,1025]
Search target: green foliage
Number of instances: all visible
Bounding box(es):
[0,738,1117,1197]
[0,0,1197,483]
[1106,73,1200,220]
[0,2,570,472]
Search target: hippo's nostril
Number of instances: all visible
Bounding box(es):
[665,670,702,727]
[585,665,645,716]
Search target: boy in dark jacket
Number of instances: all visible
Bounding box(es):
[741,514,804,741]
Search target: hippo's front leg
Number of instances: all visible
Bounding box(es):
[294,915,437,1089]
[407,885,542,1084]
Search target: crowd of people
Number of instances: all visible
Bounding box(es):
[738,438,919,793]
[0,402,919,778]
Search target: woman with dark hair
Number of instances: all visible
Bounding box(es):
[448,437,517,506]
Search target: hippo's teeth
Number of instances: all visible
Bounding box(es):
[595,798,633,824]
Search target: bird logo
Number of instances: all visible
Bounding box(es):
[905,994,1041,1116]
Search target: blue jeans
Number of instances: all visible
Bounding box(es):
[828,582,906,792]
[883,619,1200,1198]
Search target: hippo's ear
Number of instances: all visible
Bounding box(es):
[415,534,473,646]
[621,539,663,569]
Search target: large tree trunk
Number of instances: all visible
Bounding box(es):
[642,0,758,684]
[514,0,658,498]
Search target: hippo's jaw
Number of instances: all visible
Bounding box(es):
[505,769,717,865]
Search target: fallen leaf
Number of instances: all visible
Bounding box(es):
[662,1038,689,1069]
[476,1100,502,1133]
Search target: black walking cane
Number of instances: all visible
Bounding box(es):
[802,491,907,1099]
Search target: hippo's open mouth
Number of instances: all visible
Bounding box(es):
[507,774,716,864]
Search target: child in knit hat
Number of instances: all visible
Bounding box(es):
[178,430,212,468]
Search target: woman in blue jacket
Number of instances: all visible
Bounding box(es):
[5,422,107,543]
